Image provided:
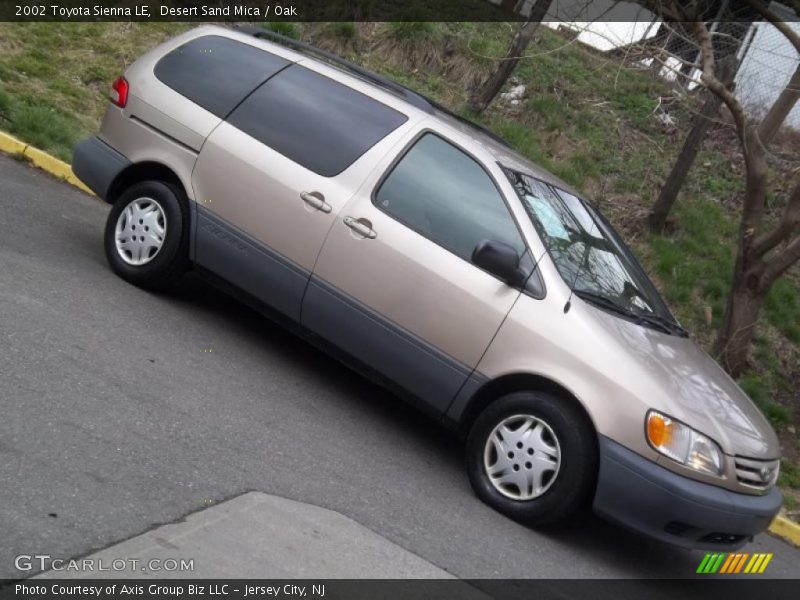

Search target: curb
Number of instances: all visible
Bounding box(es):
[0,130,94,195]
[1,127,800,552]
[770,514,800,548]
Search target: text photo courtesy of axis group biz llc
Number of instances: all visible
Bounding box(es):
[0,0,799,598]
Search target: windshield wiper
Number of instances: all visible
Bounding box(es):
[575,291,684,336]
[574,290,636,318]
[632,311,688,337]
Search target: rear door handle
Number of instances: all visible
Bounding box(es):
[343,216,377,239]
[300,191,332,214]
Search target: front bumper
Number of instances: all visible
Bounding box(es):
[593,436,782,550]
[72,136,130,202]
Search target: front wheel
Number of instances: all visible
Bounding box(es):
[104,180,190,290]
[466,391,597,526]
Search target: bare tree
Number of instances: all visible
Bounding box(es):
[647,55,738,233]
[467,0,554,113]
[646,0,800,376]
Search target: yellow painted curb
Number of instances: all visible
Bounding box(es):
[0,130,94,195]
[769,514,800,548]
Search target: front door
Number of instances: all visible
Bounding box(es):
[303,130,528,413]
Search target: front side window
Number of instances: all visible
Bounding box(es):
[375,133,525,262]
[505,169,683,334]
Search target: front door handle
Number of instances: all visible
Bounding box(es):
[300,191,332,214]
[343,216,377,239]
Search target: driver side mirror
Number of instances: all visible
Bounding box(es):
[472,239,525,286]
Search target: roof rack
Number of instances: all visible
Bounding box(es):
[238,25,510,148]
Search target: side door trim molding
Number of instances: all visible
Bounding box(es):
[303,275,482,415]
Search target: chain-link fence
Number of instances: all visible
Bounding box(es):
[506,1,800,129]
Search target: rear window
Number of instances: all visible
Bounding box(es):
[154,35,290,118]
[227,65,408,177]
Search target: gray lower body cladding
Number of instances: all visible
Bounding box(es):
[593,436,782,550]
[72,136,131,201]
[302,277,480,416]
[195,205,308,322]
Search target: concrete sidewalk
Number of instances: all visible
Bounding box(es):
[36,492,461,579]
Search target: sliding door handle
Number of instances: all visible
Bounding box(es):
[300,191,332,214]
[343,216,377,239]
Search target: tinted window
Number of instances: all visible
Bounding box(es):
[228,66,408,177]
[155,36,290,118]
[375,133,524,262]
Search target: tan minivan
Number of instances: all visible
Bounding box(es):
[73,25,782,550]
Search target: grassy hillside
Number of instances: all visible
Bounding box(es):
[0,21,798,513]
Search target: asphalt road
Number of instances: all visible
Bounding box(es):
[1,153,799,580]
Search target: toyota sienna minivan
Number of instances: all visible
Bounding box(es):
[72,25,782,549]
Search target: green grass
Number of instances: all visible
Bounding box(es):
[740,371,791,425]
[325,22,359,41]
[0,22,190,160]
[5,104,79,161]
[386,21,437,41]
[779,459,800,489]
[261,22,302,39]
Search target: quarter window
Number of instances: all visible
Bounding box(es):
[375,133,525,262]
[154,36,291,119]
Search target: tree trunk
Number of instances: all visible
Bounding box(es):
[647,92,725,232]
[713,127,770,378]
[466,0,553,113]
[647,57,738,233]
[713,254,767,377]
[500,0,518,12]
[758,62,800,147]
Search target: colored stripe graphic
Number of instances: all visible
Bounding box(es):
[744,554,759,573]
[697,554,713,573]
[697,553,773,575]
[719,553,736,573]
[734,553,748,573]
[758,554,772,573]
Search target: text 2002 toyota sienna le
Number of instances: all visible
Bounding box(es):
[72,26,782,549]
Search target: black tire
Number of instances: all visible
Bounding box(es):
[104,180,190,290]
[466,391,597,526]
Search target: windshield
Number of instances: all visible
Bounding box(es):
[505,169,678,328]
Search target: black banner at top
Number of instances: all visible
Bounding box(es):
[1,0,795,22]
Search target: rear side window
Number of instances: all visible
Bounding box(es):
[227,65,408,177]
[154,36,290,118]
[374,133,525,262]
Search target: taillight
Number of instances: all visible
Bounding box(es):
[110,76,128,108]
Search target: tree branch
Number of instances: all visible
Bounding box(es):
[754,176,800,256]
[763,235,800,285]
[746,0,800,55]
[689,21,747,136]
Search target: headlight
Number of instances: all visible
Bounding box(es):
[646,411,724,477]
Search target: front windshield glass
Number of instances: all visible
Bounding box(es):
[505,169,677,326]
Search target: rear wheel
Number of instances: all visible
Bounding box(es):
[466,391,597,526]
[104,181,189,290]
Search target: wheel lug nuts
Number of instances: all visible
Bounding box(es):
[527,448,534,455]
